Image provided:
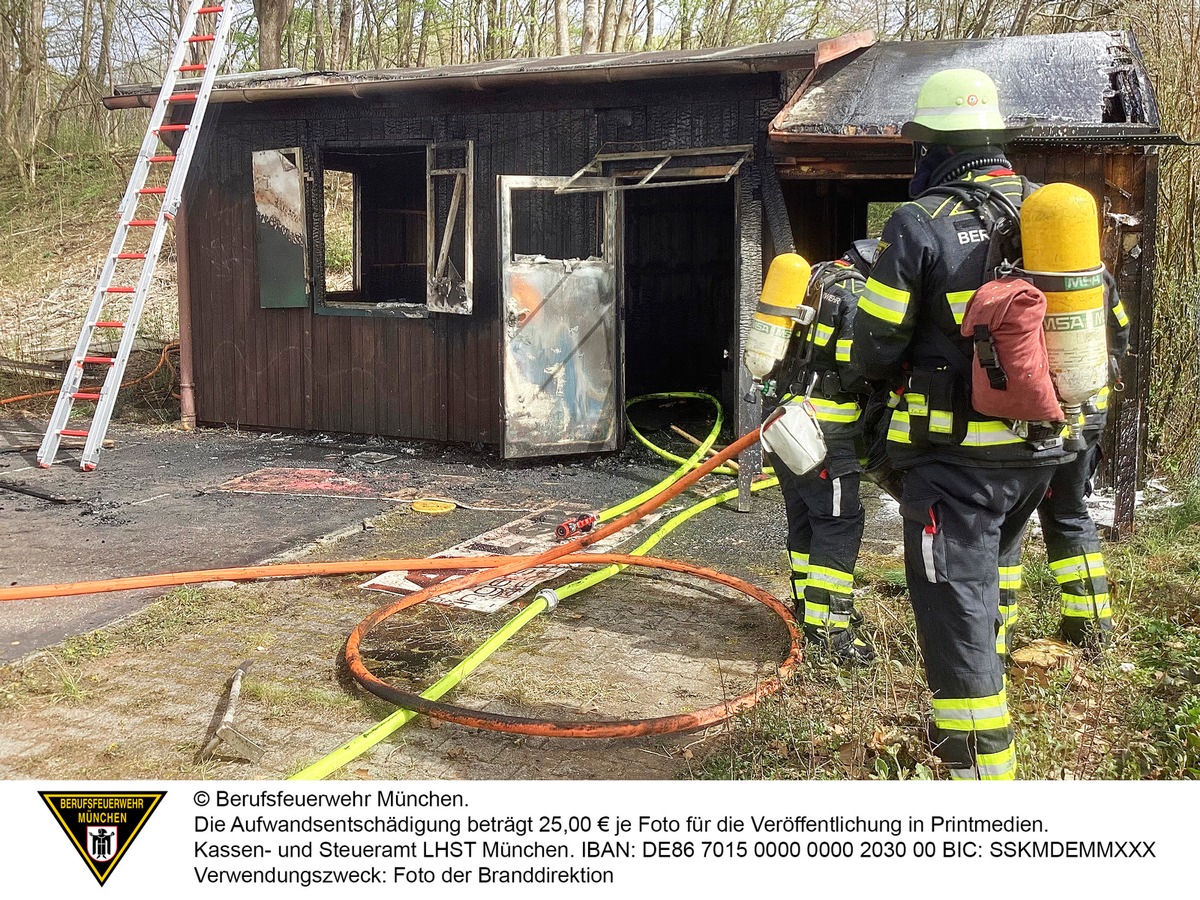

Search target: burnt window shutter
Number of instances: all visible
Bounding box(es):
[252,148,310,309]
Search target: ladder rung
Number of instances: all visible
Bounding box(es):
[138,187,167,194]
[179,63,206,71]
[188,34,215,42]
[60,429,91,437]
[148,155,176,163]
[116,253,146,259]
[169,93,199,102]
[156,124,189,132]
[129,219,158,227]
[81,357,115,365]
[95,321,126,328]
[197,5,225,12]
[72,393,101,401]
[105,286,136,293]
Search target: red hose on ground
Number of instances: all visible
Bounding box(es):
[0,343,180,407]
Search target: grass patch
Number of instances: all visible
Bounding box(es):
[695,481,1200,781]
[239,679,359,714]
[0,583,278,710]
[114,585,273,649]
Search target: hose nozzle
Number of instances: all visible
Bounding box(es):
[554,513,598,541]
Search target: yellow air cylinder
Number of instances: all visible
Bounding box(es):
[1020,183,1109,408]
[743,253,812,382]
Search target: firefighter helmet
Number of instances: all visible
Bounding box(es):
[901,68,1032,145]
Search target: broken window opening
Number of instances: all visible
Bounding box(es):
[510,190,605,261]
[316,147,429,318]
[867,201,903,238]
[322,168,356,293]
[426,142,474,314]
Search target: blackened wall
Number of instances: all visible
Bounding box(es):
[182,74,782,444]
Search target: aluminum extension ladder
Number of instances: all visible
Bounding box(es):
[37,0,236,470]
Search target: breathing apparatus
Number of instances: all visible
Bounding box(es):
[1015,183,1110,451]
[903,69,1110,452]
[743,252,816,400]
[742,253,831,476]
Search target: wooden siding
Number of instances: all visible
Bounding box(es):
[183,76,779,443]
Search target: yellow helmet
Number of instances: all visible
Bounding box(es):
[901,68,1032,145]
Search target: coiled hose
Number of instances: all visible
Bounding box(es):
[0,396,797,775]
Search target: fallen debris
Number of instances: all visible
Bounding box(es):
[199,660,265,764]
[0,480,80,504]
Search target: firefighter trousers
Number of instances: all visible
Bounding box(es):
[900,462,1054,780]
[775,444,865,645]
[1036,435,1112,646]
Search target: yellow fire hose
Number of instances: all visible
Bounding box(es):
[290,393,780,778]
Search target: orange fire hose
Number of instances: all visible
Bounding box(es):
[0,342,180,407]
[0,428,799,739]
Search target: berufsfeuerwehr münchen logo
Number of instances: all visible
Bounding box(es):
[39,791,166,885]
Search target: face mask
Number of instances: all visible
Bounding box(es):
[909,143,954,197]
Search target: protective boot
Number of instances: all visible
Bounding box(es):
[805,623,877,667]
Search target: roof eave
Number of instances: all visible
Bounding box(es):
[104,33,875,111]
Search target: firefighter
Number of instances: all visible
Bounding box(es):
[772,240,878,666]
[851,69,1075,779]
[1026,277,1130,650]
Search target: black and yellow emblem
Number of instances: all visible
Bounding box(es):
[39,791,166,885]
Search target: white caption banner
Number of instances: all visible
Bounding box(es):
[1,779,1186,898]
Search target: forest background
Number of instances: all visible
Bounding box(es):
[0,0,1196,475]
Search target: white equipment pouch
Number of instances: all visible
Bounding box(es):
[761,395,827,477]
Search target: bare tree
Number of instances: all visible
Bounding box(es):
[599,0,616,50]
[0,0,48,185]
[253,0,295,69]
[582,0,599,51]
[614,0,635,49]
[554,0,568,52]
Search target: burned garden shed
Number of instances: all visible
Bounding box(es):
[109,35,872,471]
[108,30,1163,528]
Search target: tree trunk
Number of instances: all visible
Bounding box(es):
[1,0,47,187]
[331,0,355,69]
[555,0,568,53]
[253,0,295,70]
[582,0,600,52]
[613,0,635,50]
[416,0,429,66]
[599,0,617,51]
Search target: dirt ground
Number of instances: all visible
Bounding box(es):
[0,416,904,781]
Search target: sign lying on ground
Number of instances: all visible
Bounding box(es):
[362,504,666,613]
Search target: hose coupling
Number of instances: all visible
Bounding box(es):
[536,589,560,611]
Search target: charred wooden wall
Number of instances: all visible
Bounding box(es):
[182,76,780,444]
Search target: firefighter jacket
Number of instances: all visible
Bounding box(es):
[852,150,1077,469]
[776,260,871,448]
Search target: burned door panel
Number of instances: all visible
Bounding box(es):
[498,175,621,458]
[252,148,309,308]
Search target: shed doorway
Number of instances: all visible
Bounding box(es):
[622,181,738,412]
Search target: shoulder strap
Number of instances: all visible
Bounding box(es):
[920,178,1025,274]
[914,178,1026,377]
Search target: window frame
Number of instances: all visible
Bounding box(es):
[312,142,439,320]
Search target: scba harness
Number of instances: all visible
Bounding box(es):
[916,178,1067,450]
